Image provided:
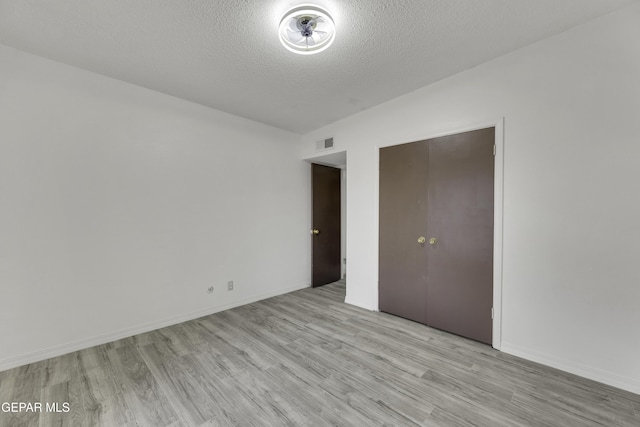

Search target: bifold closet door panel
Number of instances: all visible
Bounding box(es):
[425,128,495,344]
[379,141,429,324]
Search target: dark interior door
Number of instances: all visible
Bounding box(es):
[426,128,495,344]
[378,127,494,345]
[312,163,341,287]
[379,141,429,323]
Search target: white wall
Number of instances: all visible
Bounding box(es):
[301,4,640,394]
[0,45,311,370]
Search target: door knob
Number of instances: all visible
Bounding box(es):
[429,237,438,245]
[311,229,320,235]
[417,236,426,244]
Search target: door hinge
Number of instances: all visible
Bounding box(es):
[493,145,496,156]
[491,307,494,319]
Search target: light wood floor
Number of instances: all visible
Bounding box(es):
[1,281,638,426]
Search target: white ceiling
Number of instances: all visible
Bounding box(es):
[0,0,636,134]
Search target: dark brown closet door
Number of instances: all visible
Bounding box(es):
[379,141,429,323]
[426,128,495,344]
[378,127,495,345]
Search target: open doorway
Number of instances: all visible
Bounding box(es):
[305,151,346,288]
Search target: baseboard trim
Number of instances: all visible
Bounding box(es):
[344,296,377,312]
[500,342,640,395]
[0,282,310,373]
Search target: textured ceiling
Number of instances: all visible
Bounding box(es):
[0,0,637,134]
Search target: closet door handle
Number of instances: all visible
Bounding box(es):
[417,236,426,244]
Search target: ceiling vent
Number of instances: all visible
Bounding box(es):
[316,137,334,151]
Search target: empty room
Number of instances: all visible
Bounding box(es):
[1,0,639,426]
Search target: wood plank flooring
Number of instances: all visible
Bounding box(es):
[1,280,638,426]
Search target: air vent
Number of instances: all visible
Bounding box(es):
[316,137,334,151]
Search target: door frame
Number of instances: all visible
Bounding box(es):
[304,151,347,290]
[373,118,505,350]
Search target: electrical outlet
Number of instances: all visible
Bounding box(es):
[227,281,234,291]
[207,286,214,294]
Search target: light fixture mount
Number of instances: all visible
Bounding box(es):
[279,5,335,55]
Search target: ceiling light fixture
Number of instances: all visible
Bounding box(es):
[279,5,335,55]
